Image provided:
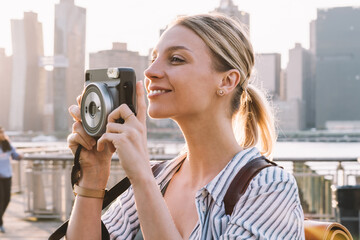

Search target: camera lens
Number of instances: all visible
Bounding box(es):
[80,83,113,137]
[88,101,98,118]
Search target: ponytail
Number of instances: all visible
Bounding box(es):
[233,84,276,158]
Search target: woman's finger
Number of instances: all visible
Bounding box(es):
[97,132,119,152]
[136,81,147,125]
[72,122,96,150]
[106,122,131,134]
[69,105,81,121]
[76,95,82,106]
[67,132,92,152]
[108,104,135,124]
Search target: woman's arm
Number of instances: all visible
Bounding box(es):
[131,174,182,240]
[98,81,182,240]
[10,145,23,160]
[65,95,113,240]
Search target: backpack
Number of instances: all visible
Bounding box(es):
[49,155,353,240]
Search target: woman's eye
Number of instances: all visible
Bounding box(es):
[170,56,185,63]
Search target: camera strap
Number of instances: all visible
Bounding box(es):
[49,145,168,240]
[71,145,83,188]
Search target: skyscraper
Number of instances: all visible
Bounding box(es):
[253,53,281,97]
[315,7,360,129]
[287,43,314,129]
[9,12,45,132]
[53,0,86,132]
[0,49,12,129]
[213,0,250,31]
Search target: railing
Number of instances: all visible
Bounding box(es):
[10,152,360,224]
[11,153,176,220]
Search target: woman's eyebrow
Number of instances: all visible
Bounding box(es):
[165,45,193,53]
[151,45,193,58]
[151,45,193,57]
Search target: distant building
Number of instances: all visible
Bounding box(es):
[89,42,148,81]
[274,99,305,131]
[213,0,250,32]
[53,0,86,132]
[286,43,315,129]
[314,7,360,129]
[9,12,45,132]
[0,49,12,129]
[309,20,316,55]
[253,53,281,97]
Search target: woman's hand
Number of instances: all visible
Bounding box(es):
[67,95,114,189]
[97,81,152,182]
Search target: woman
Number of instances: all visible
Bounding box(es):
[0,127,23,233]
[67,13,304,239]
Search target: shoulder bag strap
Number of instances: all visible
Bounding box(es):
[223,156,280,215]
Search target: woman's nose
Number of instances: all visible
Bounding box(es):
[144,58,164,80]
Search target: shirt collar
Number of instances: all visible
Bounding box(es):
[157,147,261,207]
[202,147,261,206]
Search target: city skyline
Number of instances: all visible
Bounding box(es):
[0,0,359,133]
[0,0,359,68]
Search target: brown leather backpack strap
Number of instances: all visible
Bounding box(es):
[224,156,279,215]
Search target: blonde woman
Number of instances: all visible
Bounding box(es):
[67,13,304,239]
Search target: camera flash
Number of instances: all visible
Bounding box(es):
[107,68,120,79]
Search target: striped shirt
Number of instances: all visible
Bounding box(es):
[102,147,305,239]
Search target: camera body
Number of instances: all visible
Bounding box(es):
[80,67,137,137]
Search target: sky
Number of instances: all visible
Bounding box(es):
[0,0,359,68]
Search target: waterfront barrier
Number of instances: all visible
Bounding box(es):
[11,153,176,220]
[8,147,360,238]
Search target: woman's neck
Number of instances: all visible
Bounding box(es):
[174,114,242,187]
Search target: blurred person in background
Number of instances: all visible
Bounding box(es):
[0,126,23,233]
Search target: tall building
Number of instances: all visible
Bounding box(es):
[0,49,12,129]
[253,53,281,97]
[9,12,45,132]
[286,43,315,129]
[274,99,305,131]
[53,0,86,132]
[315,7,360,129]
[89,42,148,81]
[213,0,250,31]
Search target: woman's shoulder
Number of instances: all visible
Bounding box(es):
[247,159,298,191]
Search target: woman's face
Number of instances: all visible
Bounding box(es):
[144,24,224,120]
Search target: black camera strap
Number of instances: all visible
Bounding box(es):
[71,145,83,188]
[49,145,168,240]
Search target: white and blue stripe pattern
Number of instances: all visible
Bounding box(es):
[102,147,305,239]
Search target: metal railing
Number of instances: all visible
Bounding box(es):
[11,153,175,220]
[10,152,360,223]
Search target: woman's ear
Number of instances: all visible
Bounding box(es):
[218,69,241,95]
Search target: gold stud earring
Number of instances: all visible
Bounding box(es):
[217,89,225,96]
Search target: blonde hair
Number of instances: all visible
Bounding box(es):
[173,13,276,157]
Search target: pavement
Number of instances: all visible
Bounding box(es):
[1,192,62,240]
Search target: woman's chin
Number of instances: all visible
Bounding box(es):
[148,112,168,119]
[147,107,174,119]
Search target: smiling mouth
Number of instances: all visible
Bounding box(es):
[148,89,171,97]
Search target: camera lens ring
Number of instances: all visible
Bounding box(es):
[80,83,113,137]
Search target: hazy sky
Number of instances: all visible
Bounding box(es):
[0,0,359,67]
